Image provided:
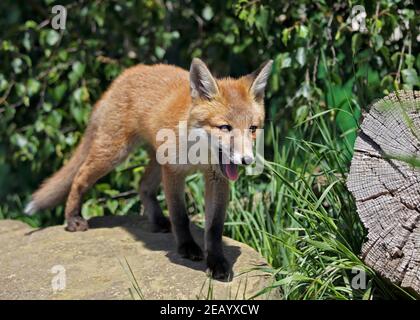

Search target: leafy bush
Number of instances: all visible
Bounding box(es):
[0,0,419,299]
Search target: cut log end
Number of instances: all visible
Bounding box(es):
[347,90,420,295]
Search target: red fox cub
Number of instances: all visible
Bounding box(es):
[25,58,273,279]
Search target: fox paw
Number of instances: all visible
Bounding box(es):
[151,216,171,233]
[178,241,203,261]
[65,216,88,232]
[207,254,231,281]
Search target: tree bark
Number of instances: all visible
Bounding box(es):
[347,90,420,295]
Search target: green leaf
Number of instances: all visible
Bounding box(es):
[12,58,23,74]
[401,68,419,88]
[202,5,214,21]
[278,52,291,69]
[255,6,269,35]
[68,61,85,86]
[24,20,37,29]
[155,47,165,59]
[46,30,60,46]
[73,86,89,103]
[295,105,309,123]
[106,200,119,214]
[372,34,383,51]
[296,47,306,66]
[0,74,8,92]
[298,25,309,38]
[282,28,290,45]
[26,79,41,96]
[42,102,53,112]
[404,54,415,69]
[52,83,67,102]
[22,32,31,51]
[351,34,362,55]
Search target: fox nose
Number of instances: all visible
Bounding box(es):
[241,156,254,165]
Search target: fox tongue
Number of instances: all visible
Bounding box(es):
[225,163,238,181]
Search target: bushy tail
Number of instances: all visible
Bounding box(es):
[24,133,92,215]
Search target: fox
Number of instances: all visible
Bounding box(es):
[25,58,273,279]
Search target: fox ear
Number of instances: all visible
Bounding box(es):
[189,58,219,100]
[247,60,273,101]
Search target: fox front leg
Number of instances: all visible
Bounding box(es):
[204,172,231,280]
[162,166,204,261]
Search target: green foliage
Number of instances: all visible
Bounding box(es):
[0,0,419,299]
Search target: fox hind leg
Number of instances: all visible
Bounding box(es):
[139,154,170,233]
[65,160,111,232]
[65,136,133,232]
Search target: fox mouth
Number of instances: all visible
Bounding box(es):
[218,148,239,181]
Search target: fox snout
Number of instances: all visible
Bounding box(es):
[241,155,254,165]
[228,151,254,166]
[225,130,255,165]
[215,130,256,180]
[220,152,254,165]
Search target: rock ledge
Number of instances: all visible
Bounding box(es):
[0,216,275,299]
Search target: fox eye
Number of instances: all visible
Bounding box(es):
[218,124,232,132]
[250,126,258,133]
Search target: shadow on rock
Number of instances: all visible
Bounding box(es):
[88,215,241,280]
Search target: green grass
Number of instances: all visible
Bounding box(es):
[119,257,145,300]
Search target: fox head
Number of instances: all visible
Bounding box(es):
[188,58,273,180]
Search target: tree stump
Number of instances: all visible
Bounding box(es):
[347,90,420,295]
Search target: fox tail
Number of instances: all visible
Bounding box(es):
[24,133,93,215]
